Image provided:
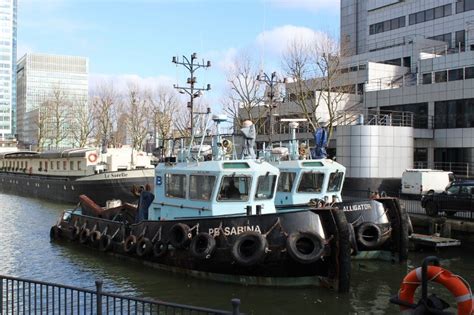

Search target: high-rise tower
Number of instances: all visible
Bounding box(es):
[0,0,17,139]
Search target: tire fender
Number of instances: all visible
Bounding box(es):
[123,235,137,254]
[136,237,153,257]
[286,231,325,264]
[153,240,168,258]
[99,234,112,252]
[190,233,216,259]
[168,223,191,249]
[231,231,267,266]
[79,228,90,244]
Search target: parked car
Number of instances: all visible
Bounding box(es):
[421,180,474,217]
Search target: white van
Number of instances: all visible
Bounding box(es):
[401,169,455,195]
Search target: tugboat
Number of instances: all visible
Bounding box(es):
[51,115,352,292]
[265,121,409,262]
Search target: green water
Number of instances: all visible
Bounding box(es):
[0,192,472,314]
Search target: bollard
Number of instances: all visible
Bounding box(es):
[246,205,252,216]
[95,280,103,315]
[231,298,241,315]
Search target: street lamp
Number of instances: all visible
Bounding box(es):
[172,53,211,138]
[256,71,286,146]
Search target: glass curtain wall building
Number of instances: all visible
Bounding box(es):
[16,53,89,150]
[0,0,17,139]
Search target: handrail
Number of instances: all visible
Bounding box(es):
[0,275,241,314]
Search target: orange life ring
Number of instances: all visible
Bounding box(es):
[398,266,473,315]
[88,153,98,163]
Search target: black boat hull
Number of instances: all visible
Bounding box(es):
[52,208,352,292]
[0,170,153,205]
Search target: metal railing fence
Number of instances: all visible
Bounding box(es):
[0,275,241,315]
[342,189,474,220]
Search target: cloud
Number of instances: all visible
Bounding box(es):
[255,25,325,57]
[89,73,175,93]
[267,0,339,12]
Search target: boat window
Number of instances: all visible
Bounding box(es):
[255,175,277,200]
[298,172,324,193]
[50,161,54,170]
[63,161,67,170]
[57,161,60,170]
[328,171,344,192]
[277,172,296,192]
[70,161,74,170]
[77,161,82,171]
[217,176,250,201]
[189,175,215,201]
[165,174,187,199]
[39,161,42,171]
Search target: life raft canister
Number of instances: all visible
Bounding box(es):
[398,266,473,315]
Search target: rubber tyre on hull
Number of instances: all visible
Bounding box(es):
[79,228,90,244]
[286,232,325,264]
[89,230,101,246]
[168,224,191,249]
[136,237,153,257]
[124,235,138,254]
[50,226,61,240]
[99,234,112,252]
[231,231,267,266]
[356,222,383,249]
[153,241,168,258]
[190,233,216,260]
[71,226,80,241]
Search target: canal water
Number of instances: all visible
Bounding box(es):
[0,192,472,314]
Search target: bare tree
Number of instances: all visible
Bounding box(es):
[173,99,209,139]
[283,32,354,139]
[35,86,70,150]
[91,82,119,149]
[34,107,46,152]
[223,53,266,132]
[124,83,150,151]
[70,96,93,148]
[147,87,179,152]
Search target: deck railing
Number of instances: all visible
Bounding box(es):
[0,275,241,315]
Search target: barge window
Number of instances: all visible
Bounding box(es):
[217,176,250,201]
[51,161,54,170]
[165,174,187,199]
[328,171,344,192]
[57,161,60,170]
[255,175,277,200]
[77,161,82,170]
[70,161,74,170]
[39,161,42,171]
[63,161,67,170]
[189,175,215,201]
[277,172,296,192]
[298,172,324,193]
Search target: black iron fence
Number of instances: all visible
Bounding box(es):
[342,189,474,220]
[0,275,241,315]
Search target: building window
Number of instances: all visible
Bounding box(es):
[435,98,474,128]
[416,11,425,23]
[422,73,432,84]
[369,16,405,35]
[435,71,447,83]
[455,30,465,50]
[465,67,474,79]
[448,68,464,81]
[457,0,474,13]
[410,5,451,25]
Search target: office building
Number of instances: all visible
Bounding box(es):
[0,0,17,139]
[16,53,89,149]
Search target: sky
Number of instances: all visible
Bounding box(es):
[17,0,340,113]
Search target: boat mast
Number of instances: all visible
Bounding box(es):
[172,53,211,141]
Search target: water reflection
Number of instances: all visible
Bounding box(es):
[0,193,472,314]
